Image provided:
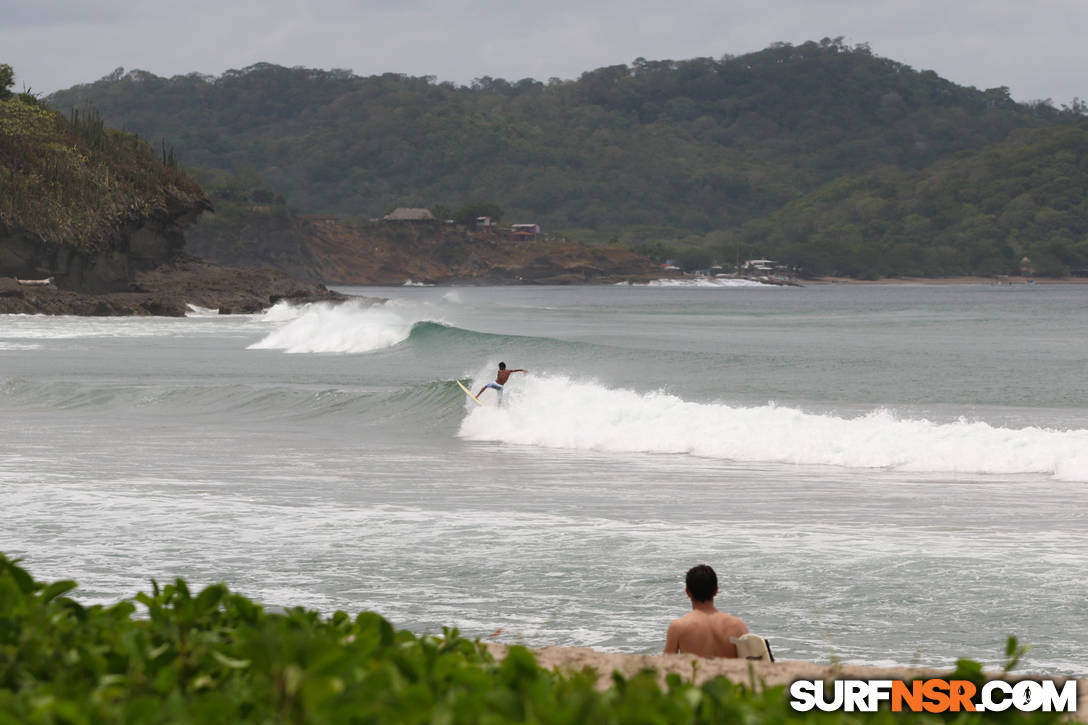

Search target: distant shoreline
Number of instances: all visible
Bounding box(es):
[340,274,1088,289]
[806,275,1088,286]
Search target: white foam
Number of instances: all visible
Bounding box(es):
[248,299,439,354]
[0,317,180,339]
[629,277,770,288]
[258,300,307,323]
[458,375,1088,481]
[185,304,220,316]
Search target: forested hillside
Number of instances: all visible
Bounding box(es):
[734,123,1088,277]
[45,39,1088,277]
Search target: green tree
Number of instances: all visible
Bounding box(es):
[676,246,714,271]
[632,240,676,263]
[0,63,14,100]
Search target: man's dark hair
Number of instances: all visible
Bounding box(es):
[686,564,717,602]
[498,362,506,369]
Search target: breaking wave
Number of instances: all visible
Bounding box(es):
[458,374,1088,481]
[248,299,442,353]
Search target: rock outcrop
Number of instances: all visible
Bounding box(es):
[0,197,212,293]
[0,258,345,316]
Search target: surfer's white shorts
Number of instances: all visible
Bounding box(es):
[483,382,503,392]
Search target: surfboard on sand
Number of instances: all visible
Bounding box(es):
[456,380,484,406]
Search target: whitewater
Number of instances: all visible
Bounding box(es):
[459,375,1088,481]
[3,283,1087,675]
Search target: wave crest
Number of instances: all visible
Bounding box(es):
[458,375,1088,481]
[248,300,439,353]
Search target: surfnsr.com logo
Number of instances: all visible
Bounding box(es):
[789,679,1078,713]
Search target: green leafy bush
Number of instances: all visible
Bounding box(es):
[0,554,1065,723]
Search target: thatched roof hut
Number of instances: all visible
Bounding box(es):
[383,207,436,222]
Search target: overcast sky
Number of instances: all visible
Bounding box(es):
[3,0,1085,105]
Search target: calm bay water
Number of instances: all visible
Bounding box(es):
[2,281,1086,673]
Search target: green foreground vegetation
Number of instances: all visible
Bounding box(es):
[0,554,1065,724]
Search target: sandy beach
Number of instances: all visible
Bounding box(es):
[486,644,1088,720]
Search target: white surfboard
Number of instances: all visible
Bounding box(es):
[456,380,484,406]
[730,633,774,662]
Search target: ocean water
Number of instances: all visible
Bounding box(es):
[2,282,1086,674]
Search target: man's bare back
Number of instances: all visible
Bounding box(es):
[664,607,748,658]
[475,362,527,401]
[664,564,749,658]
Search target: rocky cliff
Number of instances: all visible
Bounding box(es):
[0,93,343,314]
[0,96,211,291]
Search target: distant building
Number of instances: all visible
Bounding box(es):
[383,208,436,222]
[742,258,778,272]
[475,216,495,228]
[742,258,797,280]
[510,223,540,240]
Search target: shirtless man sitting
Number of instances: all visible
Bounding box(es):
[475,362,527,402]
[664,564,749,658]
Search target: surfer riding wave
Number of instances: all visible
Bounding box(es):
[476,362,527,403]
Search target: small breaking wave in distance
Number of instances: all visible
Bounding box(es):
[458,374,1088,481]
[248,299,443,354]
